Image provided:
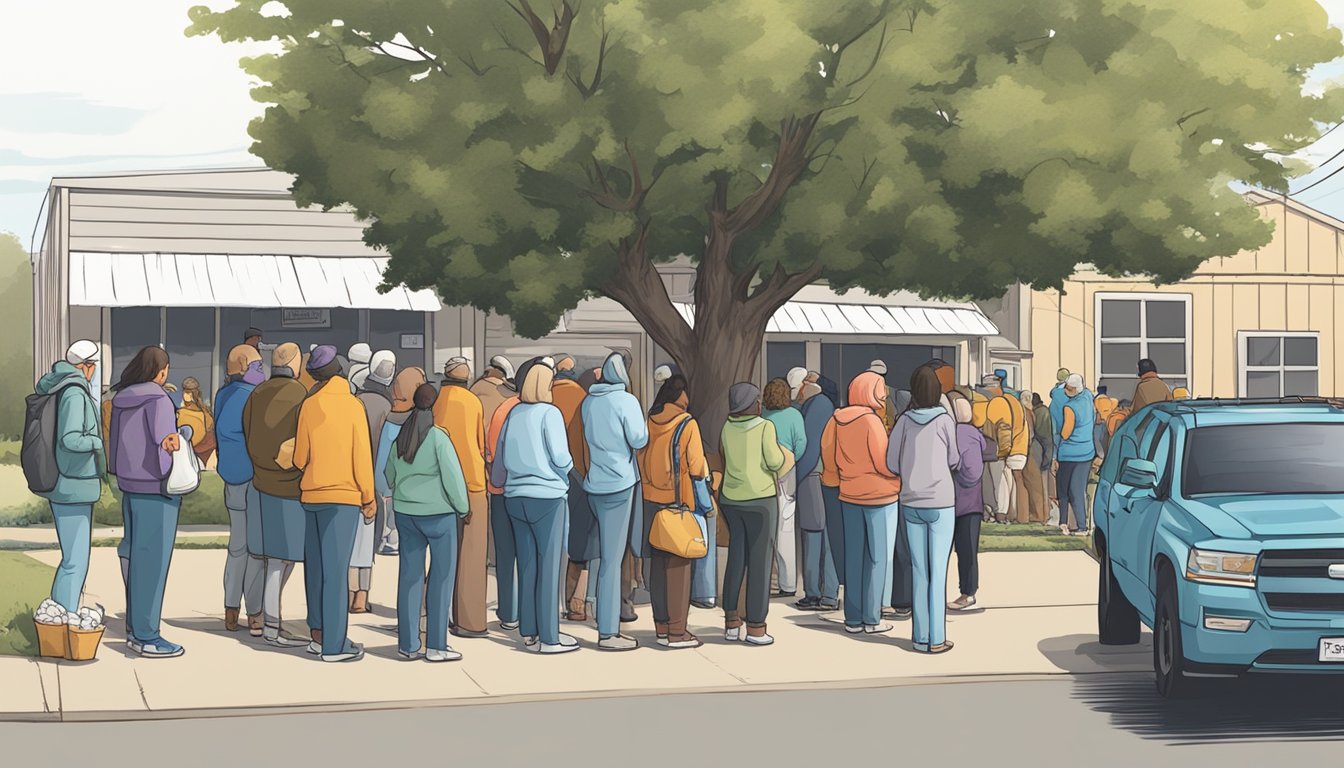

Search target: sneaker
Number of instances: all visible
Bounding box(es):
[844,624,863,634]
[598,634,639,651]
[523,635,539,647]
[772,590,797,598]
[398,648,425,661]
[306,641,322,655]
[948,595,977,612]
[745,632,774,646]
[321,642,365,663]
[535,642,580,654]
[129,638,184,658]
[818,599,840,611]
[690,599,716,610]
[725,626,743,642]
[499,620,520,631]
[891,607,913,620]
[377,537,400,556]
[666,633,703,649]
[557,632,579,647]
[263,626,308,648]
[864,622,893,634]
[426,647,463,662]
[793,596,822,610]
[620,612,639,623]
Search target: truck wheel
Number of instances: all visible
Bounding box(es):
[1097,538,1140,645]
[1154,569,1193,698]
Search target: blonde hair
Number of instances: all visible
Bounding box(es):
[520,362,555,404]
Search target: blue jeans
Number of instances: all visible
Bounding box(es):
[396,513,459,654]
[489,494,518,624]
[303,503,360,655]
[506,495,565,644]
[123,493,181,643]
[841,501,892,627]
[822,486,844,587]
[881,503,900,607]
[903,505,955,649]
[1057,460,1091,532]
[50,502,92,612]
[691,508,718,602]
[801,528,838,602]
[588,487,635,638]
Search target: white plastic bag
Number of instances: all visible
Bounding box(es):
[165,425,202,496]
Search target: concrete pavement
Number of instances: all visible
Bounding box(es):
[0,548,1149,721]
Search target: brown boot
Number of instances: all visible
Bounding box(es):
[224,607,240,632]
[248,612,264,637]
[350,590,370,614]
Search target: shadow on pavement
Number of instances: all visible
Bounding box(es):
[1038,633,1151,674]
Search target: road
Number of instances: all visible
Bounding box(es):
[4,673,1343,765]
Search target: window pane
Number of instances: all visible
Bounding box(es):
[1284,370,1318,397]
[1284,337,1318,367]
[1147,342,1186,375]
[1246,336,1281,367]
[1145,301,1186,339]
[111,307,161,386]
[369,310,428,372]
[1100,342,1141,375]
[1100,300,1141,338]
[1245,371,1280,398]
[165,308,215,407]
[1098,377,1137,402]
[766,342,807,383]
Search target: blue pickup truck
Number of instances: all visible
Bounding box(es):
[1094,398,1344,697]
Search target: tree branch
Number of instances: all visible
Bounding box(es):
[723,113,821,235]
[1176,107,1210,131]
[507,0,577,75]
[603,220,696,363]
[584,140,659,212]
[566,22,610,98]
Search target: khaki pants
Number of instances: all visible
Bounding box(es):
[1021,462,1049,523]
[1006,454,1029,523]
[452,491,490,633]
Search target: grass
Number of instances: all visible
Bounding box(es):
[0,466,230,528]
[979,522,1093,553]
[0,552,55,656]
[0,438,19,467]
[88,536,229,550]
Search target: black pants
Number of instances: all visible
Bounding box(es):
[889,505,912,610]
[721,497,778,627]
[953,514,981,597]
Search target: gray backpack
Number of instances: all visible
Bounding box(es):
[21,383,84,494]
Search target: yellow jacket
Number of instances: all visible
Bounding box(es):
[293,377,375,507]
[985,390,1029,459]
[432,384,487,493]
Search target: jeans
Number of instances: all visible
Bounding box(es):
[881,503,900,607]
[50,502,93,612]
[489,494,518,624]
[123,493,182,643]
[841,501,891,627]
[506,495,565,644]
[224,482,264,615]
[801,528,838,602]
[1056,460,1091,532]
[903,505,955,649]
[822,485,844,587]
[691,508,718,603]
[397,512,459,654]
[302,503,360,655]
[720,497,778,627]
[588,487,635,638]
[774,470,798,594]
[952,514,981,597]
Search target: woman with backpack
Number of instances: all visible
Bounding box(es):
[109,345,188,658]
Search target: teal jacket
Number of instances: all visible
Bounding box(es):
[763,407,806,463]
[36,362,104,505]
[383,426,470,517]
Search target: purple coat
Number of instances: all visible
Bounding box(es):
[109,382,176,496]
[953,423,995,517]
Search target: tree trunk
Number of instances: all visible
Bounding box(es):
[680,318,768,464]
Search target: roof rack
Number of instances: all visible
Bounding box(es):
[1175,396,1344,409]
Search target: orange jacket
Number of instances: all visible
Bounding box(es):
[638,403,709,505]
[551,379,589,478]
[821,372,901,506]
[485,395,520,496]
[431,384,487,493]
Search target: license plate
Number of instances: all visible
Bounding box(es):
[1318,638,1344,662]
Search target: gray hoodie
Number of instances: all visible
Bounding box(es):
[886,406,960,508]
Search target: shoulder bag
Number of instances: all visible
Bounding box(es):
[648,416,708,559]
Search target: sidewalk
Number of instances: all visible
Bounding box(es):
[0,548,1148,722]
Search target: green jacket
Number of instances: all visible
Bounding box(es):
[762,407,806,461]
[719,415,785,502]
[383,426,469,517]
[36,362,104,505]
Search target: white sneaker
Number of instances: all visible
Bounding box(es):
[523,635,539,647]
[844,624,864,634]
[557,632,579,647]
[725,626,743,642]
[321,643,365,663]
[398,649,425,661]
[426,647,462,662]
[536,642,580,654]
[656,635,670,647]
[597,634,639,651]
[263,627,308,648]
[306,641,321,655]
[745,632,774,646]
[865,622,894,634]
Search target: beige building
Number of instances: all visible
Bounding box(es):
[1016,190,1344,401]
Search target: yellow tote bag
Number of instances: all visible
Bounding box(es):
[648,416,708,559]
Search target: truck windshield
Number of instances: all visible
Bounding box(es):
[1183,423,1344,497]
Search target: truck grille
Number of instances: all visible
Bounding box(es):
[1263,593,1344,613]
[1259,549,1344,579]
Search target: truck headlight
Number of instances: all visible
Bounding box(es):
[1186,549,1258,588]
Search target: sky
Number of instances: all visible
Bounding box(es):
[5,2,1344,248]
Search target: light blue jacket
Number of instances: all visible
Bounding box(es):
[493,402,574,499]
[35,362,104,505]
[581,354,649,495]
[763,407,806,466]
[1056,388,1098,463]
[374,411,411,498]
[214,377,256,485]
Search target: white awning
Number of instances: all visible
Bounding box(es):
[672,300,996,336]
[68,252,442,312]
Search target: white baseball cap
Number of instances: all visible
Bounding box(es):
[65,340,99,366]
[1065,373,1085,390]
[868,360,888,375]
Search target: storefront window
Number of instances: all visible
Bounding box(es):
[110,307,161,385]
[369,310,428,371]
[766,342,806,383]
[165,308,216,405]
[820,343,957,405]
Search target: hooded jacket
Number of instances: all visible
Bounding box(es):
[1055,388,1098,463]
[954,422,993,517]
[109,382,176,496]
[384,425,469,517]
[638,402,708,506]
[886,406,960,508]
[471,375,514,430]
[242,368,307,499]
[357,381,394,459]
[820,372,900,506]
[551,378,589,478]
[1131,371,1173,415]
[796,390,834,479]
[490,363,573,499]
[293,376,376,507]
[983,388,1028,459]
[36,362,103,504]
[431,383,487,493]
[580,354,649,495]
[720,414,784,502]
[214,376,257,485]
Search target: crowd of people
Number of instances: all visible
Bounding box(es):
[31,331,1179,662]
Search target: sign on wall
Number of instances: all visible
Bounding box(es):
[401,333,425,349]
[281,309,331,328]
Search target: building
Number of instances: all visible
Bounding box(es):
[33,167,1000,402]
[1022,190,1344,401]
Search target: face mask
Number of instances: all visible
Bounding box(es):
[243,362,266,386]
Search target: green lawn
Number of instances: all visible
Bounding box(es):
[0,465,230,527]
[88,536,229,550]
[979,522,1092,553]
[0,552,55,656]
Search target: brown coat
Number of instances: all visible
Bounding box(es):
[471,376,514,431]
[242,374,308,499]
[1131,372,1173,415]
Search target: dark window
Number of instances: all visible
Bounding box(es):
[819,343,955,406]
[1146,301,1186,339]
[1100,343,1141,375]
[766,342,807,383]
[1100,300,1141,338]
[1246,337,1281,367]
[111,307,161,385]
[165,308,215,406]
[1183,423,1344,497]
[369,310,428,372]
[1285,337,1318,367]
[1147,342,1186,375]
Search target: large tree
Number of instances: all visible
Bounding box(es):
[191,0,1344,441]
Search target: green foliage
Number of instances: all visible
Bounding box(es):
[0,552,53,656]
[0,232,33,436]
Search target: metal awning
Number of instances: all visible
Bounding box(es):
[68,252,442,311]
[672,300,996,336]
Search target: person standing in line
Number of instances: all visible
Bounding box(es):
[638,374,710,649]
[1131,358,1173,414]
[110,346,186,657]
[346,342,372,392]
[580,352,648,651]
[1053,374,1097,536]
[793,380,838,611]
[1019,392,1049,524]
[867,360,895,430]
[554,354,579,381]
[550,360,594,622]
[431,358,491,639]
[350,350,396,612]
[35,341,104,614]
[980,374,1026,525]
[243,328,263,349]
[812,375,846,591]
[387,383,470,662]
[176,378,215,466]
[241,342,310,647]
[949,393,993,612]
[215,344,266,636]
[761,378,804,598]
[719,383,785,646]
[887,366,960,653]
[822,372,900,635]
[484,363,525,632]
[293,345,376,662]
[492,358,580,654]
[1031,392,1055,522]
